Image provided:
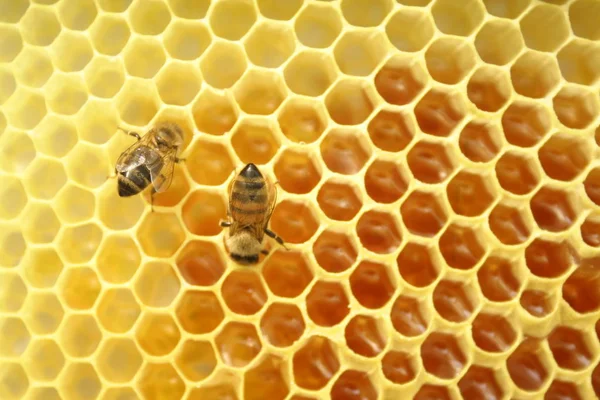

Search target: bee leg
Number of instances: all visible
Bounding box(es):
[261,249,269,255]
[219,220,231,228]
[117,127,141,141]
[173,156,186,163]
[264,229,288,250]
[150,188,156,213]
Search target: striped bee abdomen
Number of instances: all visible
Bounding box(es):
[230,163,270,222]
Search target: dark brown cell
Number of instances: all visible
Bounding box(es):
[344,315,385,358]
[472,313,517,353]
[548,326,593,371]
[364,159,408,204]
[221,270,267,315]
[306,281,350,327]
[313,230,357,273]
[488,202,531,245]
[262,250,313,298]
[330,370,377,400]
[356,210,402,254]
[390,295,428,337]
[400,191,447,237]
[530,187,577,232]
[433,279,475,323]
[293,336,340,390]
[502,101,551,147]
[495,151,540,195]
[477,256,521,302]
[374,62,426,106]
[446,170,496,217]
[458,365,504,400]
[381,351,416,384]
[525,238,577,279]
[414,89,465,137]
[520,289,556,318]
[421,332,467,379]
[317,180,362,221]
[367,109,414,152]
[397,242,439,288]
[406,140,455,184]
[459,120,502,163]
[438,223,485,270]
[506,338,549,391]
[350,260,395,309]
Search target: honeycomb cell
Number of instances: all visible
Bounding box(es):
[77,98,119,145]
[527,238,578,280]
[390,295,429,337]
[472,313,517,353]
[244,21,295,68]
[216,322,262,368]
[511,52,561,99]
[506,338,549,391]
[21,203,60,244]
[231,121,280,165]
[209,0,256,40]
[407,140,455,184]
[321,129,371,175]
[256,0,301,20]
[385,8,434,52]
[467,68,511,114]
[294,3,342,49]
[341,0,391,27]
[3,89,46,131]
[33,115,77,158]
[520,289,557,318]
[192,89,238,136]
[97,235,140,284]
[459,121,502,164]
[57,0,96,30]
[176,339,217,382]
[0,228,26,268]
[0,176,26,220]
[123,37,166,79]
[155,61,202,106]
[182,190,226,236]
[89,14,129,56]
[136,312,180,356]
[397,243,439,288]
[458,366,503,400]
[137,363,185,400]
[270,200,319,244]
[433,279,476,323]
[317,179,362,221]
[278,101,326,146]
[400,191,448,237]
[222,270,267,315]
[60,267,101,310]
[261,303,305,347]
[137,212,185,258]
[200,41,247,89]
[326,80,376,126]
[432,0,484,36]
[446,170,496,217]
[11,47,52,88]
[117,79,162,126]
[350,260,394,309]
[530,187,577,233]
[293,336,340,390]
[414,385,451,400]
[562,260,600,314]
[263,250,313,298]
[45,73,88,115]
[0,0,28,22]
[164,20,211,61]
[478,256,521,302]
[96,338,142,383]
[569,0,600,40]
[553,86,600,130]
[19,6,60,46]
[0,273,26,312]
[234,70,286,115]
[0,67,15,104]
[381,351,417,384]
[520,3,569,52]
[245,355,289,400]
[59,314,102,357]
[176,290,225,334]
[426,37,477,85]
[58,222,103,264]
[546,380,583,400]
[557,39,600,86]
[96,288,140,333]
[495,152,541,196]
[129,0,170,35]
[439,223,486,270]
[414,89,466,137]
[334,30,388,77]
[331,370,377,400]
[0,363,28,400]
[364,159,408,204]
[313,229,357,273]
[503,101,552,148]
[421,332,467,379]
[273,148,320,194]
[345,315,385,358]
[176,240,225,287]
[135,262,180,308]
[586,168,600,206]
[356,210,402,254]
[482,0,530,18]
[581,215,600,247]
[21,292,63,335]
[368,111,414,155]
[548,326,592,371]
[475,19,524,66]
[97,0,132,12]
[98,186,143,230]
[306,281,350,327]
[0,25,23,63]
[284,52,338,98]
[0,317,29,357]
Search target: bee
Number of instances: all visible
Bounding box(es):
[114,122,184,210]
[220,163,288,265]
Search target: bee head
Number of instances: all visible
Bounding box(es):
[155,122,183,150]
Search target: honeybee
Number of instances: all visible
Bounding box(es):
[220,163,288,265]
[114,122,184,210]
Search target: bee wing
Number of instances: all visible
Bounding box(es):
[263,175,278,229]
[150,149,176,193]
[115,133,153,173]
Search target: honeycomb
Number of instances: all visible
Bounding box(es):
[1,0,600,399]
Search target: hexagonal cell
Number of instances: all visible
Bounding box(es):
[294,3,342,48]
[472,313,517,353]
[459,121,502,163]
[306,281,350,327]
[530,187,577,232]
[244,355,289,400]
[495,151,541,196]
[137,212,185,258]
[0,317,29,357]
[97,187,143,231]
[58,222,103,264]
[0,0,28,22]
[192,89,238,136]
[350,260,394,309]
[123,36,166,79]
[520,4,569,52]
[231,120,279,165]
[397,243,439,288]
[277,98,327,144]
[432,0,484,36]
[21,292,63,335]
[244,21,295,68]
[586,167,600,206]
[32,115,77,158]
[425,37,477,85]
[270,200,319,244]
[44,73,88,115]
[0,176,26,220]
[385,8,434,52]
[22,158,66,201]
[60,267,101,310]
[320,128,371,175]
[116,79,161,126]
[176,339,217,382]
[96,338,142,383]
[570,0,600,40]
[407,140,455,184]
[256,0,301,20]
[176,240,225,286]
[489,202,532,246]
[317,179,362,221]
[0,67,15,104]
[293,336,340,390]
[273,148,320,195]
[284,51,338,97]
[381,351,417,385]
[233,70,286,115]
[467,67,511,113]
[19,6,60,46]
[400,191,448,237]
[313,229,358,273]
[97,235,140,284]
[0,363,28,400]
[96,288,140,333]
[89,14,129,56]
[263,249,313,298]
[421,332,467,379]
[137,363,185,400]
[135,262,180,308]
[548,326,593,371]
[511,51,561,99]
[367,111,415,155]
[375,59,427,108]
[541,133,591,183]
[520,289,557,318]
[458,366,504,400]
[21,203,60,244]
[22,246,63,289]
[216,322,262,368]
[129,0,170,35]
[0,273,26,312]
[59,314,102,357]
[447,170,497,217]
[553,85,600,130]
[391,295,429,337]
[155,61,203,106]
[57,0,96,30]
[334,30,389,77]
[415,89,466,137]
[341,0,391,26]
[562,259,600,314]
[12,47,53,89]
[0,25,23,63]
[546,380,583,400]
[331,370,377,400]
[475,19,524,67]
[23,339,64,383]
[176,290,225,334]
[507,338,550,391]
[0,228,26,268]
[433,279,476,323]
[164,20,211,61]
[3,88,46,131]
[136,312,180,356]
[209,0,256,40]
[76,98,118,145]
[222,270,267,315]
[260,303,305,347]
[326,80,376,125]
[345,315,385,358]
[200,41,247,89]
[182,190,227,236]
[581,214,600,247]
[356,210,402,254]
[557,39,600,86]
[364,159,409,205]
[439,223,486,270]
